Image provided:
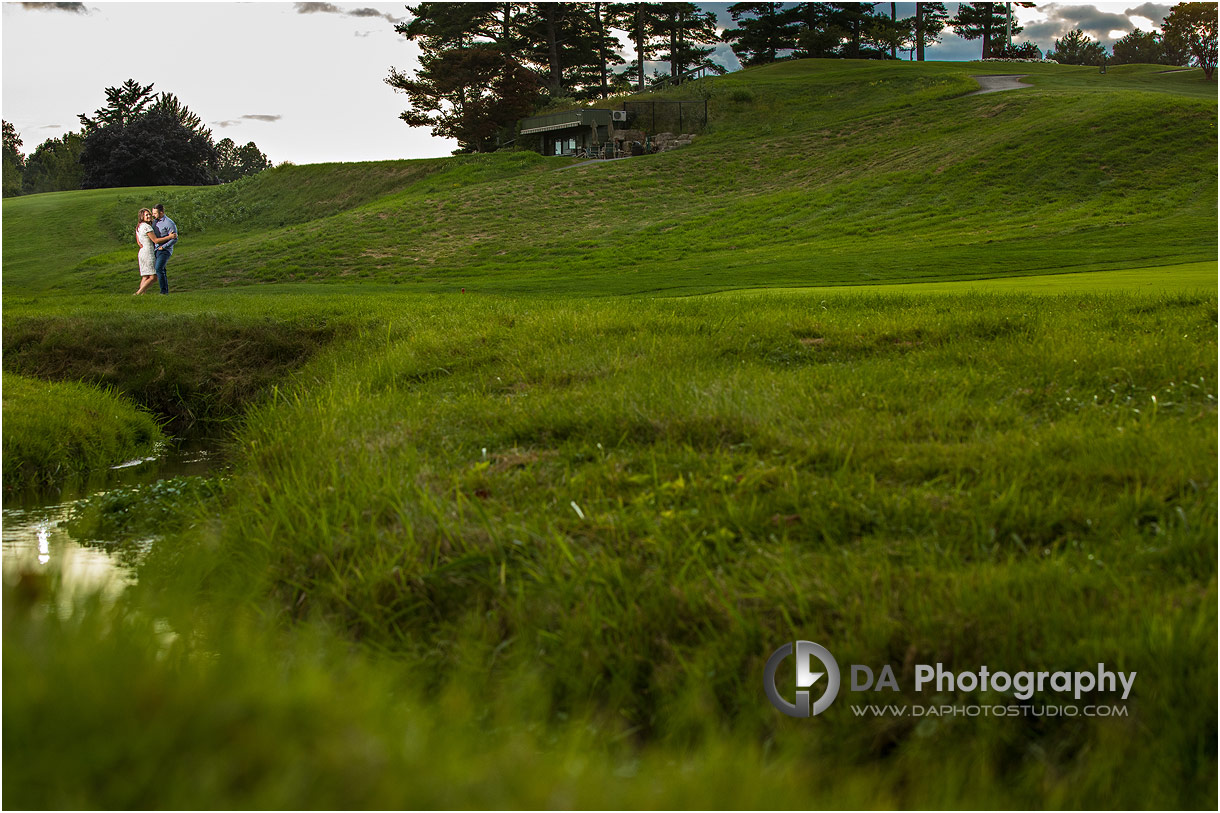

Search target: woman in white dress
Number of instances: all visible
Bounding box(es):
[134,208,176,295]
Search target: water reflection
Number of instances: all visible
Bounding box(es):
[3,501,135,612]
[2,435,225,613]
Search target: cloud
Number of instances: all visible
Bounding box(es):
[293,2,401,23]
[1028,3,1141,44]
[294,2,342,13]
[20,2,89,13]
[212,115,282,128]
[1124,3,1171,26]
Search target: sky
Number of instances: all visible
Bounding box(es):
[1,2,1178,165]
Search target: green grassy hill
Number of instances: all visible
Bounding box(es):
[3,60,1215,296]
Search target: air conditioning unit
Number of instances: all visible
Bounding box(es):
[612,110,630,122]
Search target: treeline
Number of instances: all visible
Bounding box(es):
[2,80,271,198]
[1051,3,1217,73]
[383,2,1038,154]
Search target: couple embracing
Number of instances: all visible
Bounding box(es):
[134,203,178,295]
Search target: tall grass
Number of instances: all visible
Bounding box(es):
[2,372,162,487]
[7,288,1192,808]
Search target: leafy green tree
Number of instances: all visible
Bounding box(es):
[951,2,1022,59]
[78,80,219,188]
[1162,2,1217,78]
[913,3,950,61]
[723,2,799,67]
[21,131,84,194]
[1048,28,1108,66]
[78,79,156,132]
[2,120,24,198]
[387,43,540,153]
[79,107,218,188]
[215,137,271,183]
[1111,28,1163,64]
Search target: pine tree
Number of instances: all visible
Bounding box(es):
[950,3,1021,59]
[723,2,799,67]
[654,2,720,82]
[78,79,156,132]
[914,2,949,61]
[1047,29,1108,66]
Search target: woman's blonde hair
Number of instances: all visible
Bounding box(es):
[137,208,152,221]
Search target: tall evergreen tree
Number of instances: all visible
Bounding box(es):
[609,2,667,90]
[950,3,1020,59]
[654,2,719,81]
[78,79,156,132]
[914,2,949,61]
[723,2,799,67]
[387,43,540,153]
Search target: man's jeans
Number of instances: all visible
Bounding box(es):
[154,249,170,294]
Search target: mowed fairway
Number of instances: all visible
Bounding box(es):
[2,59,1216,809]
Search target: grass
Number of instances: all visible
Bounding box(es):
[2,57,1216,809]
[1,372,162,488]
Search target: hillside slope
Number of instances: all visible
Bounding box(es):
[3,60,1215,296]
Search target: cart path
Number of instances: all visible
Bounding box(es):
[967,74,1032,95]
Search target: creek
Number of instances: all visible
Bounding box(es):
[2,435,227,610]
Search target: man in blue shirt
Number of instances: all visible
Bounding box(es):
[151,203,177,295]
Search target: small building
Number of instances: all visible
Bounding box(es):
[518,109,621,157]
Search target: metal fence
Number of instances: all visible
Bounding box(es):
[621,100,708,134]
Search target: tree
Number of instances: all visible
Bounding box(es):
[990,40,1042,59]
[78,79,156,132]
[1162,2,1217,79]
[215,138,272,183]
[913,3,949,61]
[80,107,218,188]
[1048,28,1108,66]
[21,131,84,194]
[1111,28,1163,64]
[653,2,720,81]
[951,3,1022,59]
[150,93,212,140]
[792,3,847,59]
[387,43,540,153]
[610,2,667,90]
[3,120,24,198]
[723,2,799,67]
[869,8,915,60]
